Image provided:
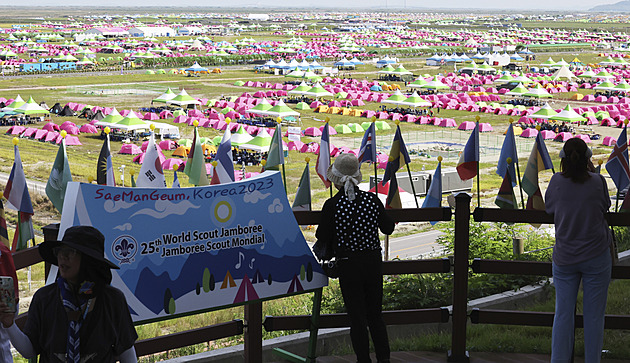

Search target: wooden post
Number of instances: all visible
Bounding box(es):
[448,193,470,362]
[244,302,263,362]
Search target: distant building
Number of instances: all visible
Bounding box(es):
[84,27,129,38]
[178,26,204,36]
[128,27,175,38]
[247,14,270,21]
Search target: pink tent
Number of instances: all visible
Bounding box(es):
[63,136,82,146]
[134,149,166,165]
[63,126,80,135]
[288,140,305,151]
[319,124,337,135]
[602,136,617,146]
[173,115,187,123]
[554,132,572,142]
[438,119,457,128]
[159,140,177,150]
[479,123,494,132]
[144,112,159,120]
[520,128,538,138]
[22,127,37,138]
[162,158,184,170]
[8,126,25,135]
[304,127,322,137]
[159,110,173,119]
[43,122,60,132]
[119,144,142,155]
[574,134,591,143]
[457,121,475,130]
[540,130,556,140]
[45,131,60,143]
[79,124,98,133]
[34,129,48,140]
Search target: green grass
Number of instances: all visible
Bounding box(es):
[383,279,630,360]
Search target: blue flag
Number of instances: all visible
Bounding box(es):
[358,122,377,164]
[497,123,518,187]
[606,126,630,193]
[382,125,411,185]
[422,161,442,225]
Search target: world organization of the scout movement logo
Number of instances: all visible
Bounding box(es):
[112,235,137,264]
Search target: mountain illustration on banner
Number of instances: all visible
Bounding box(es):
[59,171,327,323]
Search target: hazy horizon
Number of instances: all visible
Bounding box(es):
[0,0,618,12]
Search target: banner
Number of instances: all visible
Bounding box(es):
[60,171,327,323]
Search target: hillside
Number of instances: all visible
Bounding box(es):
[590,0,630,11]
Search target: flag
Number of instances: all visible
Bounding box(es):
[495,167,517,209]
[0,201,9,248]
[292,163,311,211]
[45,138,72,213]
[265,124,284,170]
[382,125,411,185]
[496,123,518,187]
[422,161,442,225]
[3,145,34,252]
[172,170,181,188]
[357,122,377,164]
[211,129,234,185]
[315,123,331,188]
[184,127,209,186]
[97,134,115,186]
[606,126,630,193]
[456,122,479,180]
[137,131,167,188]
[130,174,136,187]
[385,171,402,209]
[522,133,554,210]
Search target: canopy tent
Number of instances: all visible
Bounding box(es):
[530,103,558,119]
[550,104,586,123]
[152,88,177,103]
[14,96,50,115]
[166,89,201,107]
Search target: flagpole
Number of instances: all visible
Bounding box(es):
[405,164,420,208]
[281,163,288,195]
[514,161,525,209]
[372,119,378,196]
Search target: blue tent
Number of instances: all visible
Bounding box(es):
[370,85,382,91]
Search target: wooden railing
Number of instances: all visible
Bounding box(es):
[11,195,630,362]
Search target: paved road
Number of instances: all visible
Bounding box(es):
[387,228,445,260]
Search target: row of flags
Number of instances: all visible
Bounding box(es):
[5,117,630,251]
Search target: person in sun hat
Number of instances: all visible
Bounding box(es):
[315,153,395,363]
[545,138,612,363]
[0,225,138,363]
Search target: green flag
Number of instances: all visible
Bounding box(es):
[183,127,209,186]
[131,174,136,187]
[45,139,72,213]
[292,163,311,211]
[265,124,284,170]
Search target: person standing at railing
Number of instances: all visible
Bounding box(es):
[0,226,138,363]
[545,138,612,363]
[316,153,395,363]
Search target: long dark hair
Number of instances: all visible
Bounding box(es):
[560,138,591,183]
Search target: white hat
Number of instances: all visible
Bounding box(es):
[327,153,362,200]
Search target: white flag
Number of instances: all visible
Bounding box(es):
[136,132,166,188]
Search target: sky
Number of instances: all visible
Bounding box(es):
[1,0,618,11]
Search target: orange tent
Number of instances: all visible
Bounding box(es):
[172,146,191,157]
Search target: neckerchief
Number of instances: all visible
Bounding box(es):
[57,277,94,363]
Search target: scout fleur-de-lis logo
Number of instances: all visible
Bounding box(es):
[112,235,137,264]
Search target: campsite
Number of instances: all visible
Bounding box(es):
[2,7,630,361]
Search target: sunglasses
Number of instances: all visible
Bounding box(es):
[53,246,79,259]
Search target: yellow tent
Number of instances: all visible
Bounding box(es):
[326,107,341,114]
[315,105,329,113]
[570,93,584,101]
[340,108,352,116]
[211,68,222,73]
[350,109,363,117]
[504,126,523,136]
